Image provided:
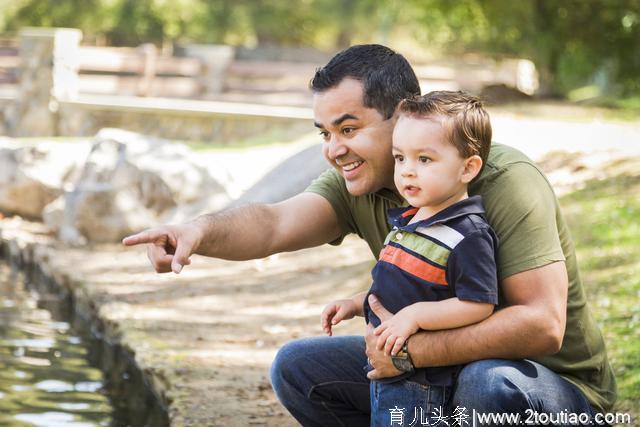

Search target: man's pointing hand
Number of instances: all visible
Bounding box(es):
[122,223,201,274]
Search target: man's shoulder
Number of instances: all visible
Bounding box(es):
[473,143,552,199]
[486,143,534,167]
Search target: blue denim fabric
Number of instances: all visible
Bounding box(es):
[452,359,605,426]
[270,336,370,427]
[370,379,451,427]
[270,336,601,427]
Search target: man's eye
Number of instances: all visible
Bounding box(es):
[342,127,355,135]
[319,131,329,140]
[419,156,431,163]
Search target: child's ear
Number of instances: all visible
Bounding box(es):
[461,155,483,184]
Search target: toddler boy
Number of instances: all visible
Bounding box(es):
[321,91,498,425]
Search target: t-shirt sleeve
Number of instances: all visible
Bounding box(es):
[305,168,355,245]
[447,229,499,305]
[482,163,566,280]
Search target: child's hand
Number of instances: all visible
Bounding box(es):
[321,299,358,336]
[373,306,420,356]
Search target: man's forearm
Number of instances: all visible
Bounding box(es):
[408,304,561,368]
[191,204,277,261]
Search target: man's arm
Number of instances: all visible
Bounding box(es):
[365,261,568,379]
[123,192,342,273]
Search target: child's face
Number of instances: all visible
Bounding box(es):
[392,115,469,210]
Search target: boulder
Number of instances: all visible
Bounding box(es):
[43,129,230,244]
[229,144,328,207]
[0,140,90,219]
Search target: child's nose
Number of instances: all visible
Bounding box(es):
[401,166,416,177]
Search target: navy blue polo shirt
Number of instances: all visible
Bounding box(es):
[364,195,499,386]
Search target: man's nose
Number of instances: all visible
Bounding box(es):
[326,136,348,160]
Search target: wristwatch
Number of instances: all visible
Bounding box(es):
[391,341,415,373]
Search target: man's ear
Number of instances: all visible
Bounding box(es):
[461,155,483,184]
[389,110,400,126]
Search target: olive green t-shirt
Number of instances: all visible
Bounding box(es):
[305,143,617,412]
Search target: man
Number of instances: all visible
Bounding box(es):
[124,45,616,426]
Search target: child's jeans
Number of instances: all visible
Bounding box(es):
[370,379,452,427]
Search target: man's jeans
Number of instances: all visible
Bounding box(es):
[270,335,601,427]
[370,379,451,427]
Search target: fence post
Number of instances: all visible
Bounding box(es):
[137,43,157,97]
[182,44,235,96]
[9,27,82,136]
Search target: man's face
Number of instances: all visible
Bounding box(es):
[392,115,468,211]
[313,78,396,196]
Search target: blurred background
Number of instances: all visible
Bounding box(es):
[0,1,638,426]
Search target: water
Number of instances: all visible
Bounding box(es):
[0,264,115,427]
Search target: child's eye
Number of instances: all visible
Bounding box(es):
[419,156,431,163]
[393,154,404,162]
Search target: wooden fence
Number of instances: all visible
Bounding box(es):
[0,36,537,104]
[0,41,213,98]
[0,40,321,99]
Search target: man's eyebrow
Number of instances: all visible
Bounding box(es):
[314,113,359,129]
[332,113,358,127]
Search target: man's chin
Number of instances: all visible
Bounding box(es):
[345,180,374,197]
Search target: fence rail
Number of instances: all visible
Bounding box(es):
[0,37,538,102]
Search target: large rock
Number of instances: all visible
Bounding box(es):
[0,139,90,219]
[43,129,230,244]
[229,144,328,207]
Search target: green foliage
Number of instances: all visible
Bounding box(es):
[561,161,640,417]
[0,0,638,96]
[409,0,640,96]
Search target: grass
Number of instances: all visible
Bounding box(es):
[560,161,640,421]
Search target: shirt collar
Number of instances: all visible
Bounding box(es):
[387,195,486,231]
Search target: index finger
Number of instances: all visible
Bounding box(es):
[122,229,165,246]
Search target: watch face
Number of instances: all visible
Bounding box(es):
[392,356,413,373]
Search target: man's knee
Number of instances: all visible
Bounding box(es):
[270,338,307,394]
[452,359,533,412]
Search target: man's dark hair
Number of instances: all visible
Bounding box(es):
[310,44,420,119]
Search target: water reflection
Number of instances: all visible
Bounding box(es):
[0,264,113,426]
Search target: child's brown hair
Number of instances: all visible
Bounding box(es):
[398,91,492,168]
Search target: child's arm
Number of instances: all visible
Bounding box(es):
[321,291,367,336]
[374,297,493,356]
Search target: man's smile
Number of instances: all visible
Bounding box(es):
[341,160,364,172]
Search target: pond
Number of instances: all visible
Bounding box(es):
[0,263,119,427]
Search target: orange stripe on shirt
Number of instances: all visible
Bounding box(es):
[379,245,448,286]
[401,207,420,218]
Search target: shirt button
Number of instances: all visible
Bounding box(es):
[395,233,403,240]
